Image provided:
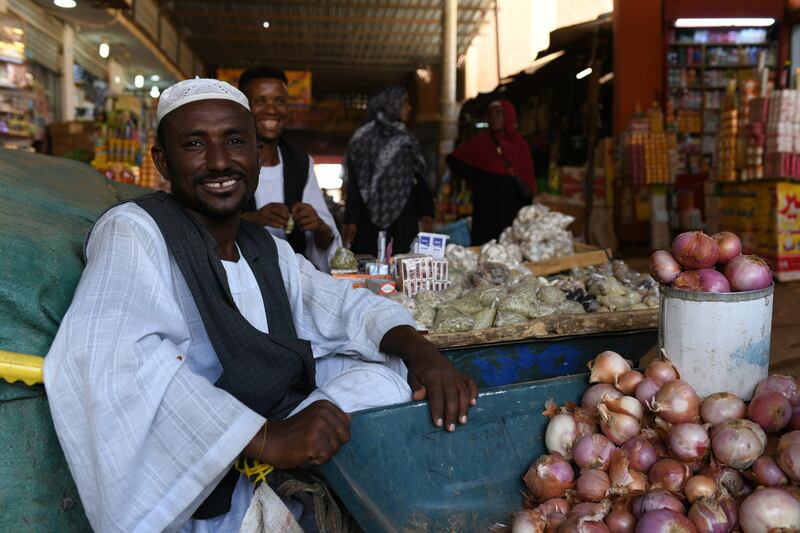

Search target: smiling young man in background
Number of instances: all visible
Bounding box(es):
[238,66,341,272]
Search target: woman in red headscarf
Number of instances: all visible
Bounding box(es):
[446,99,536,245]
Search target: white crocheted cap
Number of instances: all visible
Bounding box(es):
[156,77,250,126]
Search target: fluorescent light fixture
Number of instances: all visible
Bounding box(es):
[674,18,775,28]
[99,41,110,59]
[150,74,160,82]
[599,72,614,84]
[576,67,592,80]
[262,21,270,29]
[54,0,77,7]
[150,86,160,98]
[475,122,489,129]
[314,164,343,190]
[134,74,144,88]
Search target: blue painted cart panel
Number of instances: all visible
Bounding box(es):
[442,330,656,388]
[322,373,589,533]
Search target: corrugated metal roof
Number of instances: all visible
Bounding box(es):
[163,0,492,94]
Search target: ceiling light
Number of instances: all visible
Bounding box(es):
[114,75,121,84]
[99,41,110,59]
[54,0,77,7]
[674,18,775,28]
[150,74,160,82]
[576,67,592,80]
[150,86,160,98]
[262,21,270,29]
[134,74,144,88]
[599,72,614,84]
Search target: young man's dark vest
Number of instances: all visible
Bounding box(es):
[244,138,310,254]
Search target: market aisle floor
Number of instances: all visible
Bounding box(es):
[622,255,800,374]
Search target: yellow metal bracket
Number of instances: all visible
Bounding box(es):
[0,350,44,386]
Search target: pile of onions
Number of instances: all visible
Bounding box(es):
[508,352,800,533]
[648,229,772,293]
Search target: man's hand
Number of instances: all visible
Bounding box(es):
[246,400,351,469]
[343,223,357,248]
[292,203,334,248]
[256,203,291,229]
[380,325,478,432]
[419,215,434,233]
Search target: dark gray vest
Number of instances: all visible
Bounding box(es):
[107,192,316,518]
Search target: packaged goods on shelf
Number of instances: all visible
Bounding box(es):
[720,180,800,281]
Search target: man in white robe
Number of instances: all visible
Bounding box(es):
[44,79,477,533]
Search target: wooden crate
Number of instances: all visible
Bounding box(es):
[469,242,612,276]
[426,308,658,349]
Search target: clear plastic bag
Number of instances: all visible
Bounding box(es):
[537,285,567,305]
[472,306,497,330]
[432,307,475,333]
[493,310,528,327]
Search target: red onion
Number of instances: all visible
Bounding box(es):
[672,231,719,269]
[583,385,624,411]
[688,494,731,533]
[622,435,658,473]
[536,498,570,517]
[616,371,644,396]
[749,455,788,487]
[684,475,718,503]
[576,470,611,502]
[649,250,682,285]
[700,392,745,426]
[711,231,742,265]
[598,404,641,445]
[605,509,635,533]
[644,354,680,385]
[668,423,710,463]
[573,434,617,471]
[557,516,610,533]
[789,405,800,431]
[717,493,737,531]
[609,449,647,494]
[701,464,751,500]
[723,254,772,292]
[777,443,800,482]
[738,488,800,533]
[511,509,547,533]
[523,453,575,502]
[630,490,685,518]
[710,419,766,470]
[602,395,644,421]
[589,351,632,385]
[648,458,691,493]
[635,377,661,407]
[546,512,566,533]
[634,509,696,533]
[754,374,800,407]
[778,430,800,452]
[748,391,791,433]
[650,380,701,424]
[545,412,579,459]
[673,269,731,293]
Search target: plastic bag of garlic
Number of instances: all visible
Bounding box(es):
[498,203,575,262]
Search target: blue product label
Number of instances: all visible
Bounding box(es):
[433,237,443,247]
[420,236,431,246]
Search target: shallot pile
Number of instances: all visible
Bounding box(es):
[502,351,800,532]
[649,231,773,293]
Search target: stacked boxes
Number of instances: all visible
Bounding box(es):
[742,97,768,180]
[715,109,738,181]
[765,90,800,179]
[395,255,450,295]
[720,181,800,280]
[624,132,675,185]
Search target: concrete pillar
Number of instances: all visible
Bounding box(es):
[60,24,76,121]
[439,0,457,173]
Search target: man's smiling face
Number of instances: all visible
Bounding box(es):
[152,99,260,221]
[242,77,289,143]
